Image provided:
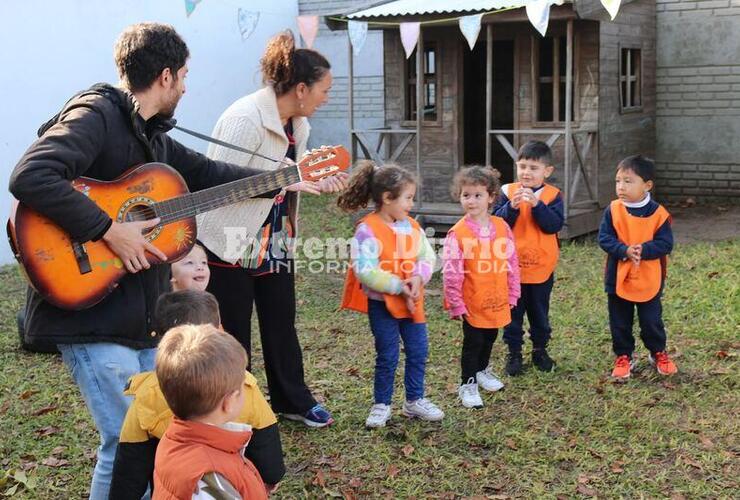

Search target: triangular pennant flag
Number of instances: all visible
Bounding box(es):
[526,0,564,37]
[238,9,260,41]
[600,0,622,20]
[297,15,319,49]
[459,13,483,51]
[400,22,420,59]
[184,0,201,17]
[348,20,368,56]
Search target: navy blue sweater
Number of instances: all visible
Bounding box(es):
[598,200,673,295]
[493,185,565,234]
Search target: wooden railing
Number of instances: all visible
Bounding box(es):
[350,128,417,165]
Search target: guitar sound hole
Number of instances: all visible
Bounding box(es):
[126,204,157,224]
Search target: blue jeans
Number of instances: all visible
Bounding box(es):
[368,300,428,405]
[58,343,157,500]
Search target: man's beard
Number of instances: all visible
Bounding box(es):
[159,94,180,120]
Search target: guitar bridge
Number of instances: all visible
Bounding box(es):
[72,241,92,274]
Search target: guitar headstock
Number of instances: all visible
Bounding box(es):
[298,146,350,181]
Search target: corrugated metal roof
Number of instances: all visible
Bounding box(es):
[346,0,528,19]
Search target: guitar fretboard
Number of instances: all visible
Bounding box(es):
[153,166,301,225]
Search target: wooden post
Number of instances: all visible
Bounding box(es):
[485,24,493,167]
[564,19,573,221]
[416,27,424,208]
[348,35,355,162]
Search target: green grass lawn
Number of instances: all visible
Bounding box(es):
[1,194,738,499]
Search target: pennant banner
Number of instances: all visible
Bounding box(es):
[238,9,260,41]
[400,22,420,59]
[600,0,622,20]
[459,14,483,51]
[526,0,564,37]
[297,15,319,49]
[184,0,201,17]
[348,20,368,56]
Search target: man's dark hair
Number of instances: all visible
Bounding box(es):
[154,290,220,336]
[114,22,189,92]
[517,140,553,166]
[617,154,656,182]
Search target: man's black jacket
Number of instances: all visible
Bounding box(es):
[9,84,265,348]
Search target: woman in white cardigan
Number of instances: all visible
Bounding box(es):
[197,31,346,428]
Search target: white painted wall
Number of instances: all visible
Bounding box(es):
[0,0,299,264]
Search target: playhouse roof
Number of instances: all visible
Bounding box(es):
[345,0,533,19]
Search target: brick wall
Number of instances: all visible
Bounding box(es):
[298,0,385,148]
[655,0,740,203]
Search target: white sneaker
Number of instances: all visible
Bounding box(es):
[476,367,505,392]
[458,378,484,408]
[365,403,392,428]
[402,398,445,421]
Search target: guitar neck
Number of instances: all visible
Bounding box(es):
[154,166,301,225]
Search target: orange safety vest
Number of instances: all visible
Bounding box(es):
[341,212,426,323]
[609,200,671,303]
[446,216,512,329]
[502,182,560,284]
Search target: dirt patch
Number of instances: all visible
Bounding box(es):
[667,205,740,244]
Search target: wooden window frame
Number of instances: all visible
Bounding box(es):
[619,44,643,113]
[530,31,580,127]
[401,41,443,127]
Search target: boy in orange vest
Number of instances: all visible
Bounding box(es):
[494,141,564,375]
[153,324,268,499]
[598,155,677,380]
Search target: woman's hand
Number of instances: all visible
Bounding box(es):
[286,181,321,195]
[317,172,350,193]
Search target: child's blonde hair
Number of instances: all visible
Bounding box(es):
[337,160,417,212]
[156,324,247,420]
[450,165,501,200]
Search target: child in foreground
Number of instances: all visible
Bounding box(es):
[153,323,268,499]
[493,141,564,375]
[109,290,284,499]
[443,166,520,408]
[338,160,443,428]
[598,155,677,380]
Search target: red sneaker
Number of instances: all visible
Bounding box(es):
[611,355,634,380]
[649,351,678,376]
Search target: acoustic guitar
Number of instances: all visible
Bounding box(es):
[7,146,349,310]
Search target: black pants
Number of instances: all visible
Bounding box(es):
[207,261,316,414]
[503,274,554,352]
[608,293,667,356]
[461,320,498,384]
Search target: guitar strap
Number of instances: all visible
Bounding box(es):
[172,124,294,168]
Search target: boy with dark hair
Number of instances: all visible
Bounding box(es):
[110,290,284,499]
[598,155,676,380]
[153,324,267,499]
[493,140,564,375]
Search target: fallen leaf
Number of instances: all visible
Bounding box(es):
[680,455,703,470]
[715,350,735,359]
[341,488,358,500]
[20,390,39,400]
[311,470,326,488]
[577,474,590,484]
[0,400,11,416]
[576,483,597,497]
[348,477,362,488]
[662,381,677,390]
[401,444,414,457]
[345,367,360,377]
[706,271,719,279]
[50,446,65,456]
[41,457,69,468]
[611,463,624,474]
[387,464,400,479]
[504,438,517,450]
[698,435,715,450]
[31,405,58,417]
[34,426,61,438]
